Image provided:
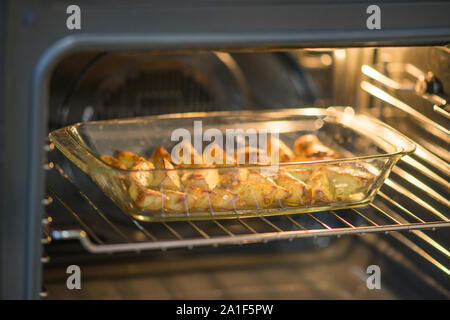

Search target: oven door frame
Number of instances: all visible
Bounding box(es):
[2,0,450,299]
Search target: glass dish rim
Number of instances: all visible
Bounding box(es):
[50,106,417,173]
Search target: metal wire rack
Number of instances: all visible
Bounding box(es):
[44,155,450,254]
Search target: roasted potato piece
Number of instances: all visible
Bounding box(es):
[170,141,205,167]
[247,170,291,201]
[202,143,236,167]
[286,167,314,182]
[163,189,197,212]
[293,134,337,160]
[183,187,213,211]
[234,146,270,165]
[219,167,249,188]
[149,146,173,167]
[115,150,145,169]
[129,182,196,212]
[129,183,167,211]
[149,158,182,191]
[275,171,311,206]
[230,182,287,208]
[267,137,296,163]
[210,188,240,210]
[247,170,274,184]
[202,137,295,165]
[324,167,373,200]
[307,167,335,204]
[129,160,155,187]
[181,168,220,191]
[185,186,239,211]
[149,148,181,190]
[100,155,126,169]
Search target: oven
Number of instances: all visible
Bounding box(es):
[1,0,449,300]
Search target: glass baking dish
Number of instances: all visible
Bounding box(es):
[49,107,415,222]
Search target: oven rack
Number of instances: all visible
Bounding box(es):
[361,63,450,123]
[44,159,450,254]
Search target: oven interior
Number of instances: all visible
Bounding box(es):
[41,46,449,299]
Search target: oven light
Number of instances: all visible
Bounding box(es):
[334,49,346,59]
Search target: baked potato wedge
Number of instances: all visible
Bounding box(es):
[149,146,182,190]
[163,189,197,212]
[286,167,314,183]
[307,167,335,204]
[267,137,296,163]
[230,181,287,208]
[129,183,197,212]
[219,167,249,188]
[149,146,172,167]
[233,146,264,165]
[275,171,311,206]
[324,167,374,200]
[100,155,126,169]
[171,141,205,167]
[202,143,236,167]
[183,187,213,211]
[210,187,240,211]
[115,150,146,169]
[247,170,291,201]
[129,160,155,187]
[184,186,239,211]
[128,183,167,211]
[181,168,220,191]
[294,134,337,160]
[149,158,182,191]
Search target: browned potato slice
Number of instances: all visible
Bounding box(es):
[324,167,374,200]
[128,183,167,211]
[234,146,268,165]
[293,134,337,160]
[148,146,182,191]
[287,168,312,182]
[307,167,335,204]
[183,186,213,210]
[230,182,286,209]
[150,158,182,191]
[219,168,249,188]
[149,146,172,167]
[247,170,290,201]
[275,171,311,206]
[163,189,197,212]
[115,150,145,169]
[129,182,196,213]
[181,169,220,191]
[129,160,155,187]
[223,137,295,165]
[202,143,235,167]
[210,188,239,211]
[285,164,319,182]
[171,141,205,168]
[267,137,296,163]
[247,170,273,184]
[184,186,238,211]
[100,155,126,169]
